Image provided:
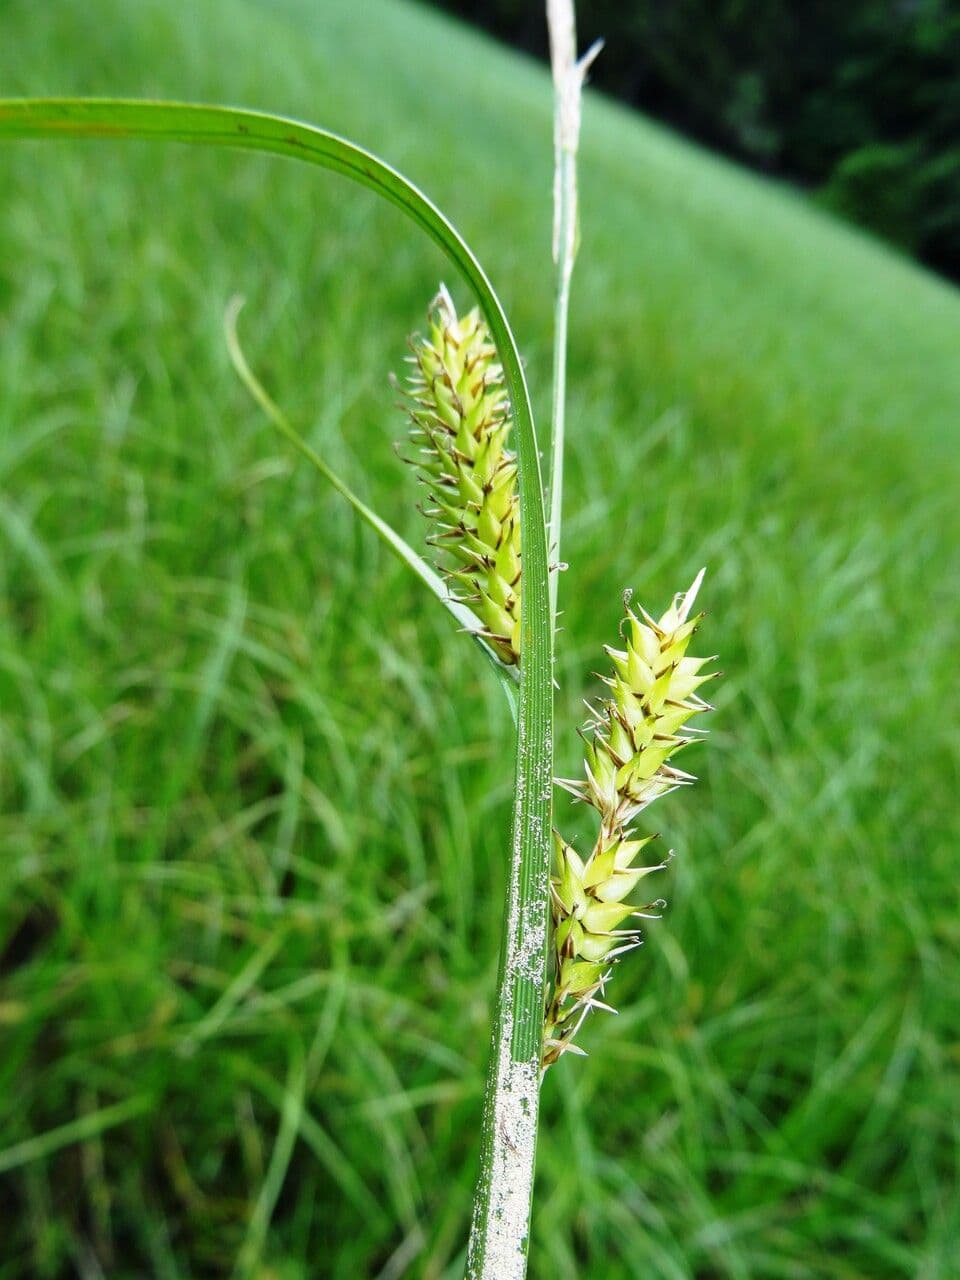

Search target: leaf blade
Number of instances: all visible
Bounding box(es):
[0,97,553,1277]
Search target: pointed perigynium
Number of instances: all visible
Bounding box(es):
[400,285,521,665]
[543,571,717,1067]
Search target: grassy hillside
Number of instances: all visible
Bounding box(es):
[1,1,957,1277]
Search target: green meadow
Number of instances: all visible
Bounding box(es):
[1,0,958,1275]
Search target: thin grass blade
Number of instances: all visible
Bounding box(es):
[0,97,554,1278]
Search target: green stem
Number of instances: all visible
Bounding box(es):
[0,98,554,1279]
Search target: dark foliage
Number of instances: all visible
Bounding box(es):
[430,0,960,279]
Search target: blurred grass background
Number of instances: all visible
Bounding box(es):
[1,0,958,1276]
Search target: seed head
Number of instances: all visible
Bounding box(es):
[544,571,717,1066]
[400,286,521,665]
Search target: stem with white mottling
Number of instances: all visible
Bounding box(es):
[466,6,599,1276]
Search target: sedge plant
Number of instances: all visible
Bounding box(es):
[0,2,718,1275]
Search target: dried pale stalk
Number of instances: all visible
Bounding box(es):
[547,0,602,617]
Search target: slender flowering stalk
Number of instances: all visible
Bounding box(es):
[546,0,602,620]
[543,570,717,1066]
[400,286,522,665]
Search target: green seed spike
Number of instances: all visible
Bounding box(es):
[400,285,522,665]
[544,571,718,1067]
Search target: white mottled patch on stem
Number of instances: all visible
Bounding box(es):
[470,1053,540,1280]
[466,720,551,1279]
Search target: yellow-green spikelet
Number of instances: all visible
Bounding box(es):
[402,286,521,665]
[543,571,717,1066]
